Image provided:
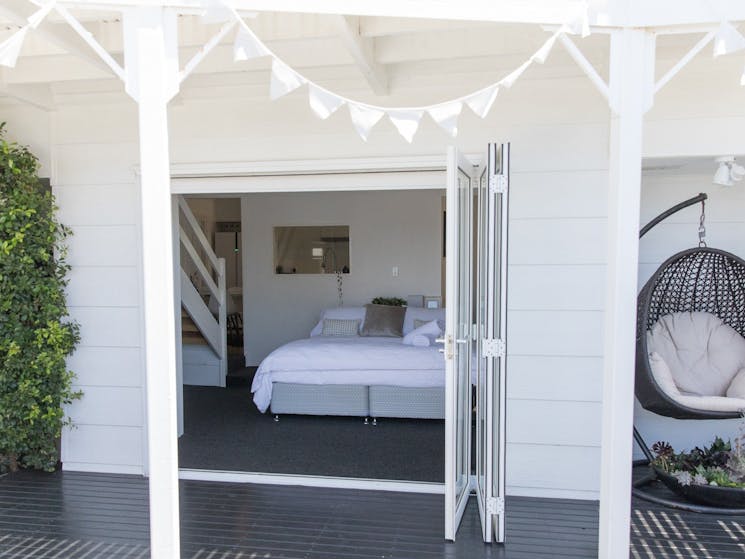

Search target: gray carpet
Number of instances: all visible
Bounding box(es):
[178,368,445,481]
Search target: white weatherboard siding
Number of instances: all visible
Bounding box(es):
[635,171,745,458]
[54,105,147,475]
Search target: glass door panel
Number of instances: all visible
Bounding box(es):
[444,147,475,541]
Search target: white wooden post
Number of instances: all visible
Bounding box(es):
[172,198,184,436]
[599,26,655,559]
[122,7,181,558]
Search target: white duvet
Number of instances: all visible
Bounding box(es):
[251,336,445,413]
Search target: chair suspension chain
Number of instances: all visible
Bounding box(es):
[698,199,707,248]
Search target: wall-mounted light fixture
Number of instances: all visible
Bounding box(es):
[713,156,745,186]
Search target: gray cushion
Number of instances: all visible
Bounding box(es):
[321,318,360,337]
[361,304,406,337]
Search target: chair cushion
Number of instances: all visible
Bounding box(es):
[647,311,745,397]
[727,369,745,399]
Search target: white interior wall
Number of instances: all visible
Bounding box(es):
[635,171,745,457]
[241,190,443,364]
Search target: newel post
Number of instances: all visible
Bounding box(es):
[122,6,181,557]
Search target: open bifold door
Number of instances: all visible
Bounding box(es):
[444,144,509,543]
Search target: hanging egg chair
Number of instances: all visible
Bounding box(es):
[633,193,745,513]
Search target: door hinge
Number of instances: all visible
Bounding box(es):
[486,496,504,515]
[488,174,508,194]
[482,338,506,358]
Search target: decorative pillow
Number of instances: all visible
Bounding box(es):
[310,306,366,336]
[403,307,446,335]
[404,320,442,346]
[360,304,406,337]
[726,368,745,399]
[647,312,745,397]
[321,318,361,337]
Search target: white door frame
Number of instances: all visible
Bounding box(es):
[170,160,450,496]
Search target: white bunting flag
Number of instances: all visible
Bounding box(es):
[270,59,306,100]
[27,1,56,29]
[531,32,559,64]
[348,104,385,141]
[713,21,745,57]
[309,85,344,119]
[234,26,270,61]
[500,60,532,89]
[464,85,498,118]
[428,101,463,137]
[741,63,745,86]
[387,110,424,143]
[0,27,28,69]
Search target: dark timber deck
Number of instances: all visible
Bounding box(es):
[0,470,744,558]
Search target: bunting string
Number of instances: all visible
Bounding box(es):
[229,9,576,143]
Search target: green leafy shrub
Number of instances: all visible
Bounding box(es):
[371,297,406,307]
[0,124,80,473]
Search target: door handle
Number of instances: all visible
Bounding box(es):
[455,338,468,344]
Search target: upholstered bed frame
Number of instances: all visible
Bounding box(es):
[270,382,445,420]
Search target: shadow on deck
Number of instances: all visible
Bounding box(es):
[0,470,743,558]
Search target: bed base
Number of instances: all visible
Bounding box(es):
[270,383,445,420]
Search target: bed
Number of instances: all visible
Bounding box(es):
[251,306,447,420]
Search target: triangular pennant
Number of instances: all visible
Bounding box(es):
[427,101,462,137]
[713,21,745,57]
[309,85,345,119]
[233,26,270,61]
[500,60,532,89]
[0,27,28,69]
[201,0,234,24]
[387,109,423,143]
[348,104,385,141]
[531,33,559,64]
[269,59,306,100]
[741,63,745,86]
[465,85,499,119]
[27,1,56,29]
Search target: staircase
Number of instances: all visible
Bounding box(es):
[177,196,227,387]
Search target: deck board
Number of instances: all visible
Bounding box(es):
[1,470,744,558]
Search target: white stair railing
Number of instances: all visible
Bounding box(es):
[177,196,228,387]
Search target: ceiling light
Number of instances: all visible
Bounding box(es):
[713,156,745,187]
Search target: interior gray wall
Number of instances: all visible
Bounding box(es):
[241,189,443,365]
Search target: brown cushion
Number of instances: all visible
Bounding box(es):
[361,304,406,337]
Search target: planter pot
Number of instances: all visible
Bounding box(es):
[655,466,745,508]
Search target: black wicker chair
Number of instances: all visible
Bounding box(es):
[636,247,745,420]
[633,193,745,513]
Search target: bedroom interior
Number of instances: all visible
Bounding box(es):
[176,187,452,481]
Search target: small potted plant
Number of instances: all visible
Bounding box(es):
[650,435,745,508]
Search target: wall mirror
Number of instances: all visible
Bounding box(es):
[273,225,350,274]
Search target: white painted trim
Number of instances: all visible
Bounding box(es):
[169,155,448,178]
[63,462,145,475]
[178,468,445,494]
[654,30,716,95]
[558,33,610,106]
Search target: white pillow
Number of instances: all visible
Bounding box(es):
[647,312,745,397]
[310,306,366,337]
[403,319,441,346]
[727,368,745,399]
[403,307,446,335]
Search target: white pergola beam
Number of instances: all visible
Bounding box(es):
[599,25,654,559]
[122,5,181,557]
[332,15,388,95]
[60,0,745,28]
